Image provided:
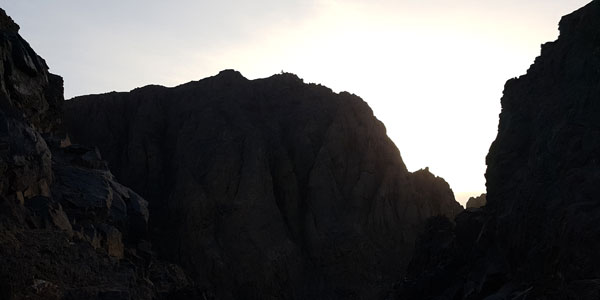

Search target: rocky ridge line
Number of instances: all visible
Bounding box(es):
[65,69,463,299]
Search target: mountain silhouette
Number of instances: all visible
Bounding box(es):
[397,1,600,299]
[65,69,462,299]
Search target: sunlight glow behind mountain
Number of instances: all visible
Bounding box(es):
[2,0,591,204]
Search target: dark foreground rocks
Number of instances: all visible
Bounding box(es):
[396,1,600,299]
[0,8,199,299]
[65,70,462,298]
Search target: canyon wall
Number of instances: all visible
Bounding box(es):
[65,70,462,299]
[0,9,197,299]
[398,1,600,299]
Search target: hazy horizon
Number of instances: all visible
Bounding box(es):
[1,0,592,205]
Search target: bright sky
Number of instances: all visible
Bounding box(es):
[1,0,591,205]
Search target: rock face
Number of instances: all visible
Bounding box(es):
[397,1,600,299]
[485,1,600,296]
[0,8,197,299]
[64,70,462,298]
[465,193,486,209]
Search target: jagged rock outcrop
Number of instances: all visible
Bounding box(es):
[0,8,197,299]
[64,70,462,298]
[397,1,600,299]
[465,193,486,209]
[0,8,57,224]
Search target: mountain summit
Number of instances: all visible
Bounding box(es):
[65,70,462,298]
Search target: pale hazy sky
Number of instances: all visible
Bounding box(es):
[1,0,591,205]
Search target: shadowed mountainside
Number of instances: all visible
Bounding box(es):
[0,8,199,299]
[64,70,463,299]
[397,1,600,299]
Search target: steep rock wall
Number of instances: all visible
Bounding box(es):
[65,70,462,299]
[0,8,197,299]
[398,1,600,299]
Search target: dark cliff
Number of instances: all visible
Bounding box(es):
[398,1,600,299]
[0,9,197,299]
[64,70,462,298]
